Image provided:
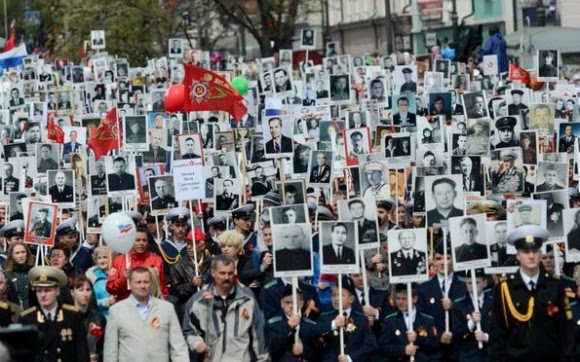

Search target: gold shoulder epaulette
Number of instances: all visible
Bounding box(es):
[20,306,37,317]
[62,304,80,312]
[0,301,8,309]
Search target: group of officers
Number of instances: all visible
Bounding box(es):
[0,200,577,362]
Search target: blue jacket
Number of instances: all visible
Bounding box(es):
[451,291,493,362]
[379,310,439,361]
[260,278,321,321]
[479,32,508,73]
[319,309,377,362]
[86,266,111,320]
[266,313,324,361]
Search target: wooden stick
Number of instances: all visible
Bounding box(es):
[443,227,450,333]
[189,199,199,276]
[360,250,369,302]
[407,282,415,362]
[338,274,345,356]
[470,269,483,350]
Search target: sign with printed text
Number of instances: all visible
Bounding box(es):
[172,159,205,201]
[483,54,498,76]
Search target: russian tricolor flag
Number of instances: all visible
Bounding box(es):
[0,43,27,71]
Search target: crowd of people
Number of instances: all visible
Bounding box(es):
[0,25,578,362]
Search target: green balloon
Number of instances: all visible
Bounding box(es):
[231,76,249,96]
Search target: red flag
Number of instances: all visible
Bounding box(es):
[3,21,15,52]
[79,41,86,60]
[87,108,121,160]
[47,112,64,144]
[508,63,530,85]
[182,65,247,120]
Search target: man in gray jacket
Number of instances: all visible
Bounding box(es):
[104,266,188,362]
[184,254,270,361]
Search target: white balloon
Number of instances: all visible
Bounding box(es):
[101,212,136,253]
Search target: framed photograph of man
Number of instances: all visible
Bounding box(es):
[537,49,559,81]
[262,115,294,158]
[506,199,547,233]
[87,195,107,232]
[308,150,333,186]
[425,174,464,228]
[535,161,567,192]
[214,131,235,152]
[434,59,451,79]
[382,133,414,159]
[90,30,105,50]
[448,214,491,271]
[148,175,177,215]
[35,143,60,174]
[300,29,315,49]
[462,91,488,119]
[429,92,452,118]
[347,111,368,129]
[557,122,579,154]
[270,204,308,225]
[387,228,429,283]
[393,65,417,95]
[123,115,148,151]
[329,74,351,104]
[137,165,163,204]
[88,158,108,196]
[344,127,371,166]
[9,192,30,221]
[484,220,518,274]
[177,133,204,163]
[423,72,443,94]
[62,127,86,162]
[47,169,75,207]
[528,103,555,133]
[391,94,417,127]
[272,223,313,277]
[366,76,389,106]
[249,162,276,199]
[533,190,567,238]
[271,67,293,96]
[213,177,241,212]
[24,201,57,246]
[105,155,137,196]
[319,221,359,274]
[490,148,525,195]
[563,208,580,261]
[277,180,306,205]
[337,197,379,249]
[326,41,339,57]
[168,38,183,58]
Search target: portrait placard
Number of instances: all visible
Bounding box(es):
[448,214,491,271]
[172,159,205,201]
[337,197,379,249]
[272,223,313,277]
[319,221,359,274]
[24,201,58,246]
[387,228,429,284]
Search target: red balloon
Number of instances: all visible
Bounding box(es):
[165,84,185,112]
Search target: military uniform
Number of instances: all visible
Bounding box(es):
[452,291,493,362]
[378,310,439,361]
[151,195,177,210]
[19,304,90,362]
[489,225,576,361]
[390,249,427,277]
[31,219,52,238]
[454,243,487,263]
[492,167,523,194]
[107,172,135,191]
[260,279,321,321]
[38,157,59,173]
[4,176,19,193]
[266,313,324,362]
[318,309,378,362]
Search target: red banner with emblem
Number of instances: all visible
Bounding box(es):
[86,107,121,160]
[182,65,247,120]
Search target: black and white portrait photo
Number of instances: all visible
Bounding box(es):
[338,197,379,249]
[425,175,464,227]
[168,38,183,58]
[300,29,315,49]
[249,163,276,198]
[506,199,547,233]
[319,221,359,273]
[106,155,137,196]
[387,228,429,283]
[36,143,59,174]
[435,59,451,78]
[393,65,417,95]
[382,134,413,159]
[308,150,333,185]
[149,175,177,215]
[278,49,293,68]
[347,111,367,129]
[271,67,293,95]
[178,133,204,162]
[451,156,483,194]
[486,221,518,273]
[214,178,241,212]
[89,158,108,196]
[47,170,75,207]
[462,91,488,119]
[537,49,559,80]
[9,192,29,220]
[535,162,567,192]
[367,76,388,105]
[143,129,168,164]
[270,204,308,225]
[449,214,491,270]
[326,41,339,57]
[533,191,567,237]
[360,161,389,199]
[277,180,306,205]
[263,115,293,157]
[329,74,351,103]
[91,30,105,50]
[563,208,580,261]
[123,115,148,151]
[272,223,313,277]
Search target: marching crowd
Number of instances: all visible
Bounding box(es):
[0,25,579,362]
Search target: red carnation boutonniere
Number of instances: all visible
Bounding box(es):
[547,301,559,316]
[88,323,104,338]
